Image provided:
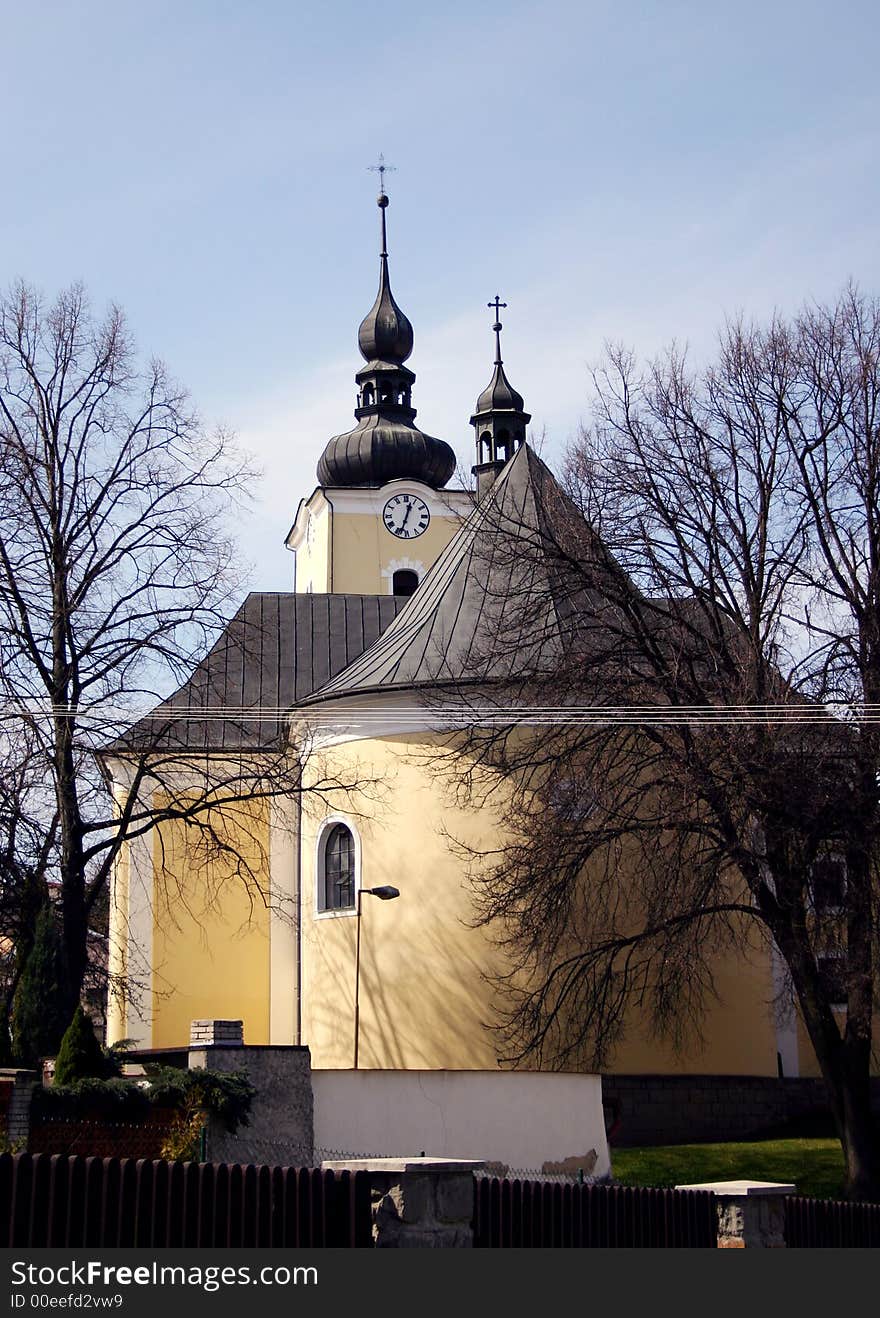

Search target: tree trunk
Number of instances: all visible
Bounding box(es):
[774,906,880,1202]
[837,1045,880,1201]
[796,982,880,1201]
[54,713,88,1032]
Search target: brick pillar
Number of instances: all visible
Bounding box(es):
[322,1157,485,1248]
[0,1068,38,1150]
[189,1020,244,1048]
[676,1179,794,1247]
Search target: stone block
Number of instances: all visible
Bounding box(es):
[677,1180,794,1248]
[387,1174,434,1225]
[323,1159,485,1249]
[435,1172,474,1224]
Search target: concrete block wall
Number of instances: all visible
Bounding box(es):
[189,1038,314,1166]
[602,1074,880,1146]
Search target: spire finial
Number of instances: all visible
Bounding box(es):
[489,295,507,366]
[368,153,396,257]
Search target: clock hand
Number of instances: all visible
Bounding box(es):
[400,504,412,528]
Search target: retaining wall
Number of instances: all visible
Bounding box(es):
[602,1074,880,1146]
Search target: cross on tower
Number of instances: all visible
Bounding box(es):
[368,153,396,194]
[489,295,507,364]
[488,295,507,327]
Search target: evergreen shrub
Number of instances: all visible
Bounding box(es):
[53,1007,109,1085]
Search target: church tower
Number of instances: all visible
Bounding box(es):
[287,179,471,597]
[470,297,531,500]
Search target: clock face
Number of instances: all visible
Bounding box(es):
[382,493,430,539]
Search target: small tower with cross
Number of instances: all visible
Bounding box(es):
[470,297,531,500]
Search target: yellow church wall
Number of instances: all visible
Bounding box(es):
[329,510,462,595]
[567,821,778,1077]
[294,500,331,594]
[106,824,130,1046]
[608,927,777,1075]
[150,797,272,1048]
[300,735,506,1070]
[796,1015,823,1079]
[289,482,472,595]
[300,733,781,1076]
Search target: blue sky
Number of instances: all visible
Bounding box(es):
[4,0,879,588]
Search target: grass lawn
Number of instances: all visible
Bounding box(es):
[611,1137,846,1200]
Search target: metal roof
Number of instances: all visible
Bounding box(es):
[114,444,633,748]
[116,593,405,752]
[304,444,590,703]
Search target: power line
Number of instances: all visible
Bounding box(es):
[0,703,877,726]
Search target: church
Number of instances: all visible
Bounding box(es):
[104,183,814,1096]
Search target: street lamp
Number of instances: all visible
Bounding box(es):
[354,885,400,1069]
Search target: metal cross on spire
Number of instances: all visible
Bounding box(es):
[368,154,396,257]
[368,153,396,196]
[489,295,508,365]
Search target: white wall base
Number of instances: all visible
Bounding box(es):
[312,1069,610,1179]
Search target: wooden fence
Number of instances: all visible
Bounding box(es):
[473,1176,717,1247]
[785,1193,880,1247]
[7,1152,880,1249]
[0,1152,372,1248]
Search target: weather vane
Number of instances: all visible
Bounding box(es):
[368,153,396,195]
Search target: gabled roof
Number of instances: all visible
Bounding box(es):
[303,444,601,704]
[113,593,405,752]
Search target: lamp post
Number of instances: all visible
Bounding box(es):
[354,885,400,1069]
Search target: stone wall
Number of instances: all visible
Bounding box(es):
[322,1158,483,1248]
[602,1074,880,1146]
[188,1041,313,1166]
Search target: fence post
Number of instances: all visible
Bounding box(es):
[676,1179,795,1248]
[322,1158,485,1247]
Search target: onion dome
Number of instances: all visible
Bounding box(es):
[318,418,457,487]
[475,361,525,415]
[317,188,456,490]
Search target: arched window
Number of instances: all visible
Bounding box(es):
[321,823,355,911]
[392,569,419,597]
[496,428,510,462]
[480,432,492,462]
[362,384,375,407]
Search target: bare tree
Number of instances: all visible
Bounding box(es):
[0,282,363,1041]
[0,723,55,1011]
[437,286,880,1199]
